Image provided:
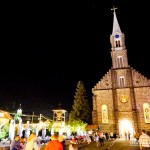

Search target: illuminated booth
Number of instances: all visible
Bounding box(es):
[0,110,12,124]
[51,109,67,134]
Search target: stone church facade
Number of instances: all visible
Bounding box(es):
[92,8,150,138]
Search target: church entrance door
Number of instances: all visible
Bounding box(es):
[119,119,134,139]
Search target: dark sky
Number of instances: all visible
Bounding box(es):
[0,1,150,117]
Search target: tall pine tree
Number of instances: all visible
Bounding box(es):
[69,81,91,123]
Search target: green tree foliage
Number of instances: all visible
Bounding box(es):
[69,81,91,123]
[68,119,87,133]
[0,123,9,140]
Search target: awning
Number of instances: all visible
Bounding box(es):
[86,124,98,130]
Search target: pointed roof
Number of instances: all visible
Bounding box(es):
[111,6,121,35]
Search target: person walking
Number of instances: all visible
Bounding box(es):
[20,136,26,150]
[69,136,78,150]
[25,133,41,150]
[11,135,23,150]
[45,133,63,150]
[139,130,150,150]
[134,131,140,144]
[124,132,127,140]
[98,131,104,146]
[95,134,100,147]
[58,135,65,150]
[128,131,131,140]
[86,133,91,144]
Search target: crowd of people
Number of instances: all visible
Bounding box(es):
[10,133,41,150]
[9,129,150,150]
[9,130,119,150]
[10,132,78,150]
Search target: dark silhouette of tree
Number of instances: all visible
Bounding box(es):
[69,81,91,123]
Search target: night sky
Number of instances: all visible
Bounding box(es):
[0,1,150,117]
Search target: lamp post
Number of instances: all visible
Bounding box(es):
[32,111,34,123]
[39,114,42,123]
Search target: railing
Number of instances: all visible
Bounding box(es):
[9,113,52,123]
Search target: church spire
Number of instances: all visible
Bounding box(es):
[110,6,128,69]
[111,6,122,35]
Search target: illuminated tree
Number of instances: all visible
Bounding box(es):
[69,120,87,133]
[69,81,91,123]
[0,124,9,140]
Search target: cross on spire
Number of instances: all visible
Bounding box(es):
[111,6,117,13]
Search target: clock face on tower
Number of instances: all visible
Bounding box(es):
[115,34,120,38]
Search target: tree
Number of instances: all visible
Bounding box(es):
[0,123,9,140]
[68,119,87,134]
[69,81,91,123]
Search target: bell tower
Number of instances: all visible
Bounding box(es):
[110,6,138,135]
[110,6,128,70]
[51,103,67,135]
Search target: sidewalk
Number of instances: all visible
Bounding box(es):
[64,138,140,150]
[107,138,139,150]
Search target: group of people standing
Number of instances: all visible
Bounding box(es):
[10,132,79,150]
[45,133,79,150]
[124,131,131,140]
[10,133,41,150]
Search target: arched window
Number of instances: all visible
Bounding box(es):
[115,41,118,47]
[118,40,121,47]
[102,104,108,123]
[115,40,121,47]
[143,103,150,123]
[119,76,125,87]
[116,56,124,68]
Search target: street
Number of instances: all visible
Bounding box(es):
[65,138,140,150]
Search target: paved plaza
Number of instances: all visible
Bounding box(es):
[65,138,140,150]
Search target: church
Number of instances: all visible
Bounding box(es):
[92,7,150,138]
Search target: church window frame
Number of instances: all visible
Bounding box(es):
[119,76,125,87]
[116,56,124,68]
[143,103,150,123]
[115,40,121,47]
[101,104,108,124]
